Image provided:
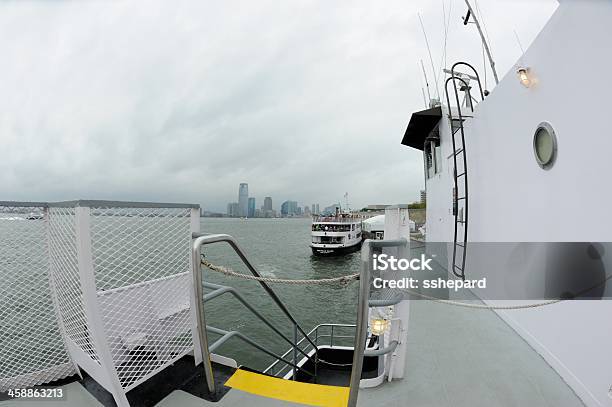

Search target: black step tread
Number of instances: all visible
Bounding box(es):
[79,356,234,406]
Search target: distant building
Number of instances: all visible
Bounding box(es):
[366,205,390,211]
[202,210,224,218]
[227,202,239,217]
[420,190,427,205]
[238,183,248,217]
[263,197,273,212]
[304,206,311,216]
[281,200,298,216]
[248,197,256,218]
[311,204,316,214]
[315,204,320,214]
[323,203,341,215]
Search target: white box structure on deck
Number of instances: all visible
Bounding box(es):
[1,200,201,406]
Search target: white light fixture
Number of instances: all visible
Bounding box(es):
[370,318,390,336]
[517,67,532,88]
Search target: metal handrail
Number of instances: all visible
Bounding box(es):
[191,233,319,395]
[206,326,315,378]
[267,321,401,378]
[202,281,318,369]
[264,323,356,376]
[364,340,398,357]
[347,238,408,407]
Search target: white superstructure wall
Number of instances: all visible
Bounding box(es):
[424,2,612,406]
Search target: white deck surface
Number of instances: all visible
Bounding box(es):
[2,299,584,407]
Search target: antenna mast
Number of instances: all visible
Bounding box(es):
[463,0,499,84]
[420,60,432,104]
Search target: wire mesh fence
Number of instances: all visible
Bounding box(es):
[88,205,194,389]
[0,203,75,392]
[1,200,199,399]
[48,205,100,363]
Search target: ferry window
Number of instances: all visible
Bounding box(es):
[533,122,557,169]
[435,146,442,173]
[424,145,433,179]
[424,140,442,179]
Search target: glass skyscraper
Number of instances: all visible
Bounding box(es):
[238,183,248,217]
[248,197,256,218]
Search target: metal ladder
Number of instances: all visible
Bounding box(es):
[444,62,485,281]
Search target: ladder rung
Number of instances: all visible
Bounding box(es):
[456,243,465,248]
[457,220,466,224]
[457,172,466,177]
[457,196,466,200]
[453,265,464,270]
[454,149,464,155]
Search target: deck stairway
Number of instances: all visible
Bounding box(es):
[226,369,349,407]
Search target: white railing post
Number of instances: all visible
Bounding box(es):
[75,205,129,407]
[189,207,204,365]
[382,205,411,380]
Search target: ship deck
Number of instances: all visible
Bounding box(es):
[4,299,583,407]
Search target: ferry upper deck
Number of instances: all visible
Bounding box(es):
[0,201,583,407]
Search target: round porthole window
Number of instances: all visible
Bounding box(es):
[533,122,557,169]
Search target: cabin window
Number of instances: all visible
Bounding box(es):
[424,136,441,179]
[533,122,557,169]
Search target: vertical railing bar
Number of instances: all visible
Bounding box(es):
[293,324,298,381]
[331,325,334,347]
[192,237,216,395]
[188,208,204,365]
[347,241,372,407]
[348,238,407,407]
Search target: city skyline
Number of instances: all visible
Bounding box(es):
[223,182,328,217]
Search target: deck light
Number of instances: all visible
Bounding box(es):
[517,67,532,88]
[370,318,390,336]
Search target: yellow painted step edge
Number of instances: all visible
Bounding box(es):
[225,369,350,407]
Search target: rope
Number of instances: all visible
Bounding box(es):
[402,267,612,309]
[201,259,359,286]
[317,359,352,367]
[401,289,561,310]
[201,259,610,310]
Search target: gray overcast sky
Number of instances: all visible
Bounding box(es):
[0,0,557,212]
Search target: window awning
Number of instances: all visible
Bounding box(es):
[400,106,442,151]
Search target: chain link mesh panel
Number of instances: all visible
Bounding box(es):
[0,204,75,392]
[89,206,193,390]
[48,206,100,363]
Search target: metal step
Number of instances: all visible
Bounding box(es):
[226,369,349,407]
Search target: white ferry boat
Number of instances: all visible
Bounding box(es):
[310,211,362,256]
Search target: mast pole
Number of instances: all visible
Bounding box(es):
[464,0,499,84]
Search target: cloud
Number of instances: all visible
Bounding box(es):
[0,0,557,211]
